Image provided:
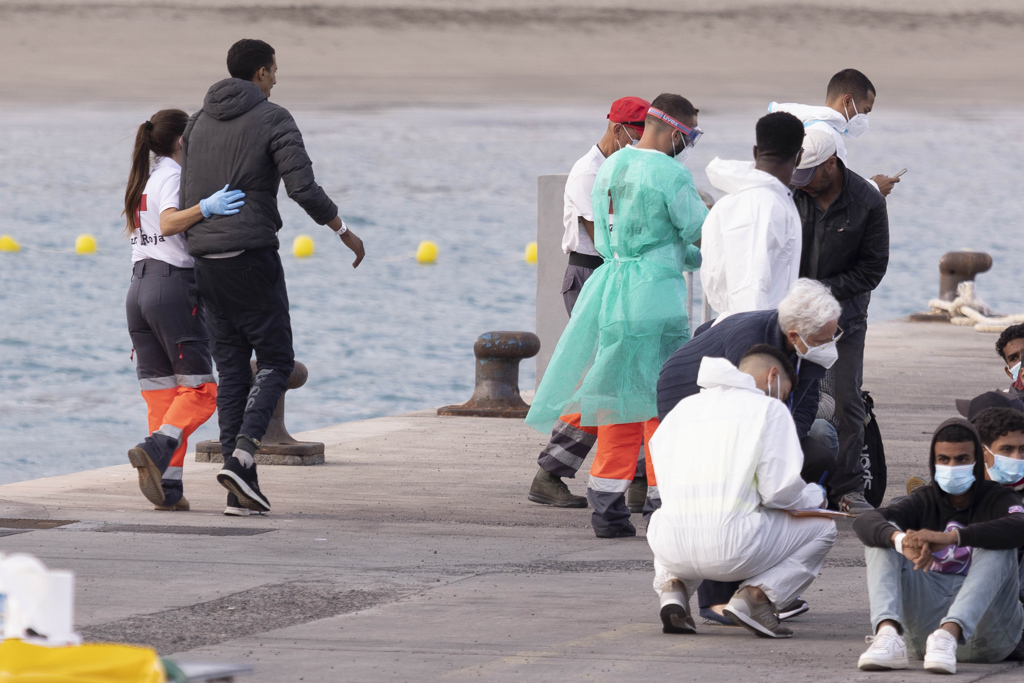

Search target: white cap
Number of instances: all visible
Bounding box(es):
[792,128,837,186]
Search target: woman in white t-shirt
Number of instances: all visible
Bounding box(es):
[122,109,246,513]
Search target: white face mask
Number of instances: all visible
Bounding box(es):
[672,133,692,165]
[616,126,639,150]
[1009,361,1022,382]
[844,99,869,139]
[797,335,839,369]
[765,371,782,401]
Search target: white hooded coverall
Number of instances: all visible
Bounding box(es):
[647,357,837,606]
[767,102,881,194]
[700,158,802,323]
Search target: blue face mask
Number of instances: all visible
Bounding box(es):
[985,447,1024,485]
[934,464,976,495]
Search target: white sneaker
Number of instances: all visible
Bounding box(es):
[924,628,958,674]
[224,505,251,517]
[858,625,909,670]
[659,580,696,634]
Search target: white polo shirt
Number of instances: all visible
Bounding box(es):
[130,156,193,268]
[561,144,607,256]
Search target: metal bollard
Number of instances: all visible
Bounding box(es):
[939,251,992,301]
[438,331,541,418]
[195,360,325,465]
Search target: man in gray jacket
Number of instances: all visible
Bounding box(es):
[182,38,365,514]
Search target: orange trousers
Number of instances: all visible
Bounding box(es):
[589,418,660,492]
[141,383,217,476]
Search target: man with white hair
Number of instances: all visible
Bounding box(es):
[649,346,837,638]
[658,278,843,478]
[793,124,890,515]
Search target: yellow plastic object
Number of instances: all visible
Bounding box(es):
[75,234,97,255]
[524,241,538,264]
[293,234,315,258]
[0,235,20,252]
[0,639,165,682]
[415,240,438,264]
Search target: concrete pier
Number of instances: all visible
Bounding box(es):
[1,321,1021,681]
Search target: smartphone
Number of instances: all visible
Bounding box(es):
[894,168,908,178]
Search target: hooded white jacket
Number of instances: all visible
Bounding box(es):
[768,102,881,193]
[647,357,825,571]
[700,159,801,322]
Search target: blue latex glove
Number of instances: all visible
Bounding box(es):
[199,185,245,218]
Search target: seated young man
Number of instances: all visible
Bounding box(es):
[647,345,836,639]
[996,323,1024,407]
[854,419,1024,674]
[974,407,1024,604]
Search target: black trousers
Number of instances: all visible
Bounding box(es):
[831,324,868,496]
[194,248,295,459]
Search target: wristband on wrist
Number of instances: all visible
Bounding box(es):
[894,532,906,554]
[333,219,348,235]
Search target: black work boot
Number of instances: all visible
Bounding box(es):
[527,467,587,508]
[626,475,648,513]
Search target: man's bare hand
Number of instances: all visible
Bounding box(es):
[871,174,900,197]
[340,230,365,268]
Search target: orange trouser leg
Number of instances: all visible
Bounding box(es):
[643,417,660,488]
[160,383,218,469]
[559,413,599,436]
[142,387,178,437]
[588,422,647,534]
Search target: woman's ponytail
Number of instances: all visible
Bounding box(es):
[122,109,189,235]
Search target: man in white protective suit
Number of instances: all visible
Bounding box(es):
[700,112,805,324]
[647,346,838,639]
[768,68,900,197]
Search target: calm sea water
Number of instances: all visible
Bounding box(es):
[1,104,1022,485]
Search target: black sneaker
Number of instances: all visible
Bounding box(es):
[594,519,637,539]
[778,597,809,621]
[216,457,271,512]
[224,492,251,517]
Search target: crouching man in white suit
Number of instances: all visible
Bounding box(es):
[647,346,837,638]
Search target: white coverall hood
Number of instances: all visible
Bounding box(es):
[705,158,782,196]
[696,355,761,392]
[699,159,802,323]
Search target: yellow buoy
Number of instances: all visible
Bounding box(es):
[293,234,315,258]
[0,235,20,252]
[525,241,538,264]
[416,240,438,264]
[75,234,97,255]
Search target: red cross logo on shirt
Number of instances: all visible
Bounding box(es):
[136,194,147,230]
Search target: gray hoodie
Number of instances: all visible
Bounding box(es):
[180,79,338,256]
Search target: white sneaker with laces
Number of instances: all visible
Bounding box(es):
[924,628,958,674]
[858,625,909,671]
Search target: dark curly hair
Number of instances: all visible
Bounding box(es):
[995,323,1024,361]
[973,407,1024,446]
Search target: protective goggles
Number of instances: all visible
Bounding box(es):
[647,107,703,147]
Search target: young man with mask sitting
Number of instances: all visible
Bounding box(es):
[853,419,1024,674]
[974,407,1024,604]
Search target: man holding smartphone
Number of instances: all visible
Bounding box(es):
[791,128,889,515]
[769,69,902,197]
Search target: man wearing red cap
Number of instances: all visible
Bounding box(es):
[528,96,650,510]
[528,93,707,537]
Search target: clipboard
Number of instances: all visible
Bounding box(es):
[784,509,853,519]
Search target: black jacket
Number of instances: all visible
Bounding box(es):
[181,79,338,256]
[793,160,889,334]
[656,310,826,439]
[854,418,1024,550]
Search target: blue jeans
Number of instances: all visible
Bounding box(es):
[866,546,1023,662]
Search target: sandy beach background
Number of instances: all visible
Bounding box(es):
[2,0,1023,109]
